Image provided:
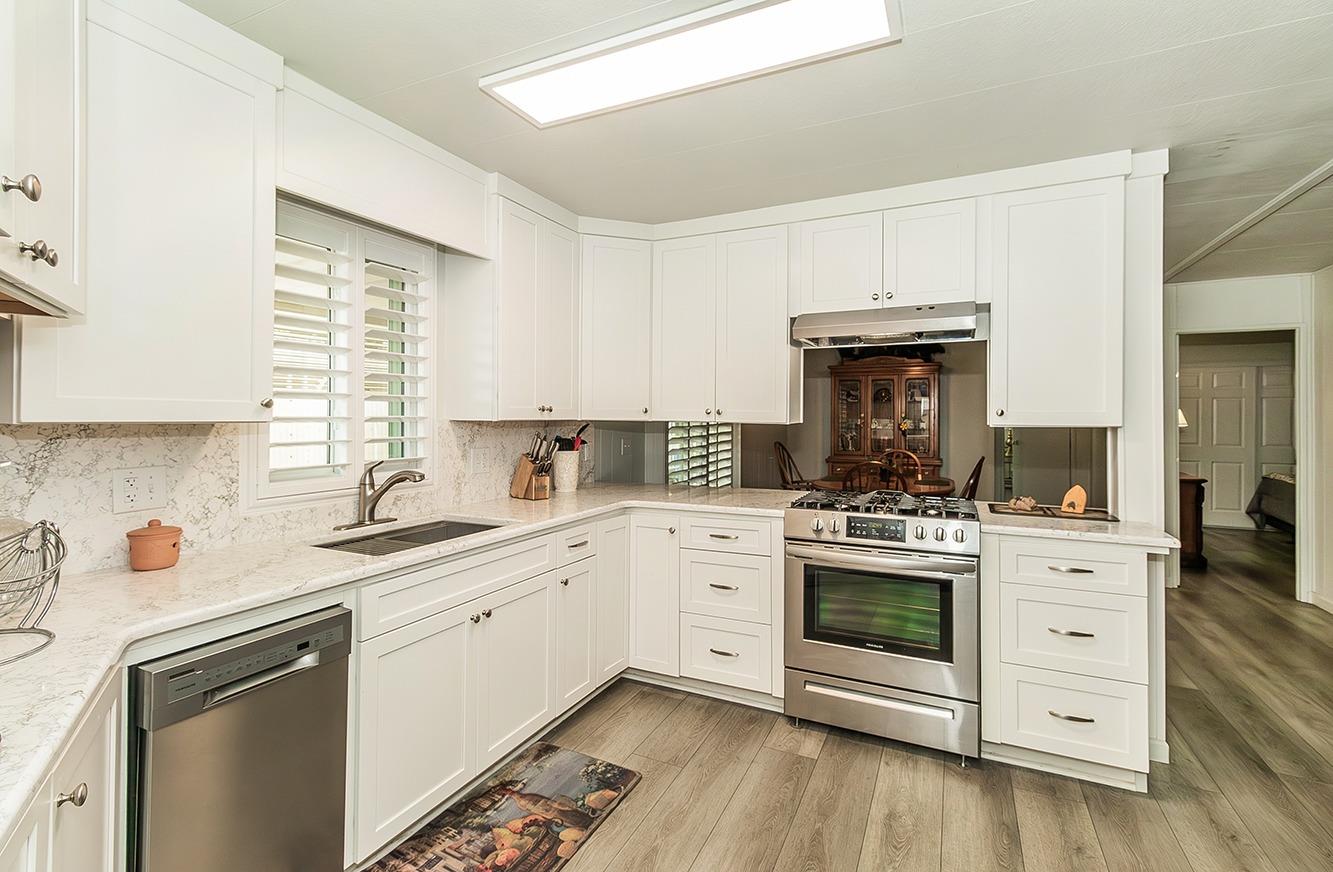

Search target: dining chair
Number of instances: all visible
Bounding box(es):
[960,456,986,500]
[773,441,813,490]
[881,448,955,496]
[842,460,890,493]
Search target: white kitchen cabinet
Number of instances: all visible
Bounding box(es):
[0,0,280,422]
[555,557,595,707]
[474,573,556,761]
[278,70,488,256]
[0,780,48,872]
[628,513,681,676]
[796,212,883,313]
[0,0,84,316]
[445,197,579,421]
[652,227,797,424]
[988,178,1124,427]
[594,515,630,683]
[882,200,976,306]
[49,676,118,872]
[651,235,716,421]
[580,235,652,419]
[356,602,475,857]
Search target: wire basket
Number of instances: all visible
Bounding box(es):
[0,520,66,667]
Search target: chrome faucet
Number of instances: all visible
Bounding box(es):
[334,461,426,530]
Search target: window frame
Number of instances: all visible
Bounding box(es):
[242,200,436,511]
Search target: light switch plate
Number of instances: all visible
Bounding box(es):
[112,466,167,514]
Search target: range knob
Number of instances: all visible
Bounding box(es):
[933,528,947,542]
[953,528,967,543]
[914,525,926,540]
[829,518,841,534]
[810,517,825,534]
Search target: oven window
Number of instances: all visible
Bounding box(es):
[804,564,953,662]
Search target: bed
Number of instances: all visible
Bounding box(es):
[1246,472,1296,531]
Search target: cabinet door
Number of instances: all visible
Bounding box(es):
[11,4,276,422]
[539,221,580,419]
[50,678,118,872]
[989,178,1124,427]
[581,236,652,420]
[629,514,681,676]
[0,780,49,872]
[715,226,791,424]
[883,199,976,307]
[652,236,716,421]
[555,557,595,708]
[796,212,883,314]
[356,603,474,857]
[594,515,630,683]
[0,0,83,314]
[496,198,543,420]
[475,573,556,762]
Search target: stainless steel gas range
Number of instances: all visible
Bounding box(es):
[783,489,981,759]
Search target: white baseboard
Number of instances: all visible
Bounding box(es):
[981,742,1147,792]
[624,669,784,712]
[1313,592,1333,616]
[1150,737,1170,764]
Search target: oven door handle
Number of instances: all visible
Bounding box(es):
[785,544,976,579]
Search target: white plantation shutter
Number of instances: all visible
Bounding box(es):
[257,202,434,502]
[667,421,733,487]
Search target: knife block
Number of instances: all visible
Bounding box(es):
[509,454,551,500]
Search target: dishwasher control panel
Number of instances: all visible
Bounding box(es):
[163,623,345,704]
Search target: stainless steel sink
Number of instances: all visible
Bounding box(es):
[317,519,502,556]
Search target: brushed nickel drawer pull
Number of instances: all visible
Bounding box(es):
[1048,709,1096,723]
[1048,627,1095,638]
[709,648,739,657]
[1047,565,1095,574]
[708,583,739,591]
[56,783,88,808]
[708,533,739,541]
[568,540,589,549]
[2,174,41,202]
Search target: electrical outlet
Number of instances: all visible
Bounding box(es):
[113,466,167,514]
[620,438,631,457]
[468,447,489,475]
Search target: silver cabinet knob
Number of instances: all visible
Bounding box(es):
[996,409,1005,417]
[18,239,57,267]
[667,526,676,535]
[2,174,41,202]
[482,608,492,619]
[885,291,895,299]
[871,293,880,300]
[715,409,723,417]
[470,613,481,624]
[642,407,649,414]
[704,408,712,415]
[559,577,569,586]
[259,398,274,409]
[56,783,88,808]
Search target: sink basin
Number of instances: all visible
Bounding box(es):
[317,520,502,556]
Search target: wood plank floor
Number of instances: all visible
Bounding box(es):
[543,528,1333,871]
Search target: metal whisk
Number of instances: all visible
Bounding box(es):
[0,520,66,667]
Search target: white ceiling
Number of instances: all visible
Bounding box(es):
[185,0,1333,280]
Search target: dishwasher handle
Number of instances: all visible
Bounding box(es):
[203,651,322,709]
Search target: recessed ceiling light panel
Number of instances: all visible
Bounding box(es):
[480,0,903,127]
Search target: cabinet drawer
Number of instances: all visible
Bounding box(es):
[999,664,1148,771]
[680,549,771,624]
[358,535,555,640]
[680,515,773,556]
[679,613,772,693]
[1000,584,1147,683]
[556,524,597,567]
[999,538,1147,597]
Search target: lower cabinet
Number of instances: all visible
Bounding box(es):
[474,574,557,762]
[628,514,680,676]
[555,557,596,708]
[0,790,48,872]
[356,602,475,856]
[594,516,630,683]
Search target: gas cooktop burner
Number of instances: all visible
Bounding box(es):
[790,489,979,521]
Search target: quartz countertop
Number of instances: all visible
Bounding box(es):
[977,502,1178,549]
[0,484,794,843]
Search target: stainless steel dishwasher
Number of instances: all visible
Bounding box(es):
[131,607,351,872]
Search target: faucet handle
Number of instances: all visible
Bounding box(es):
[362,459,385,488]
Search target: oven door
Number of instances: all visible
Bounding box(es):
[784,542,978,702]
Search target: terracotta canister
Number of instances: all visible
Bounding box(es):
[127,519,182,571]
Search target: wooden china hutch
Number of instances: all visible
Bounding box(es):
[826,356,943,483]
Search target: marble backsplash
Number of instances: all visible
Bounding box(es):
[0,420,594,574]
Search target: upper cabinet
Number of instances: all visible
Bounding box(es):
[0,0,280,423]
[988,178,1125,427]
[795,199,977,315]
[581,236,652,420]
[0,0,84,316]
[277,72,489,257]
[652,227,797,425]
[442,197,580,421]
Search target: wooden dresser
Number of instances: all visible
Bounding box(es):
[1178,473,1207,568]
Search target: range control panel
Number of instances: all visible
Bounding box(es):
[846,516,907,543]
[164,623,345,704]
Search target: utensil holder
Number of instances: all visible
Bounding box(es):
[553,450,580,492]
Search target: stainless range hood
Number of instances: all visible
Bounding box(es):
[791,302,987,349]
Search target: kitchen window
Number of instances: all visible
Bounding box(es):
[247,201,433,505]
[667,421,733,487]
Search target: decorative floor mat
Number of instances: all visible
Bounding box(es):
[368,742,641,872]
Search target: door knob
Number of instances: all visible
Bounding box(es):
[1,174,41,202]
[17,239,57,267]
[56,783,88,808]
